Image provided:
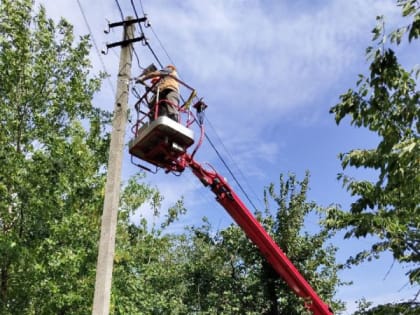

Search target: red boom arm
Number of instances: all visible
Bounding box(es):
[179,155,333,315]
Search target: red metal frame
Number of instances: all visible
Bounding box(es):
[132,77,197,139]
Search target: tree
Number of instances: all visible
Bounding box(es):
[110,174,190,315]
[259,172,345,314]
[0,0,108,313]
[180,173,345,314]
[328,0,419,286]
[353,300,420,315]
[0,1,192,314]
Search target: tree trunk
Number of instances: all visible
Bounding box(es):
[262,262,280,315]
[1,264,8,305]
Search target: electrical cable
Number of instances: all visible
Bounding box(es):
[144,41,163,68]
[130,0,144,33]
[130,0,164,69]
[76,0,116,95]
[204,131,259,212]
[114,0,124,20]
[148,25,176,67]
[137,0,174,65]
[132,47,145,70]
[138,0,146,16]
[205,116,264,209]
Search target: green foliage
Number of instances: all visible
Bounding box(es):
[111,219,189,314]
[109,174,190,314]
[328,1,420,286]
[0,2,199,314]
[353,300,420,315]
[353,298,374,315]
[261,173,346,314]
[395,0,420,42]
[0,1,192,314]
[179,173,345,314]
[0,0,108,313]
[180,218,260,314]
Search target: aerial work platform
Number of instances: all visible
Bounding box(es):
[128,66,333,314]
[129,116,194,170]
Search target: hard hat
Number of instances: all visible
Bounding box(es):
[166,64,176,71]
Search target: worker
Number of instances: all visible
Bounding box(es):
[136,65,180,122]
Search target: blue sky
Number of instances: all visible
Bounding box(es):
[37,0,418,313]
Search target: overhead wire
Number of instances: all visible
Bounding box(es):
[114,0,124,20]
[204,131,259,212]
[132,47,145,70]
[76,0,116,95]
[147,24,176,67]
[129,0,163,68]
[129,3,146,71]
[138,0,146,16]
[138,0,176,68]
[204,116,264,210]
[129,0,261,212]
[130,0,144,33]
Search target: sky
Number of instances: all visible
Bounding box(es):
[35,0,418,314]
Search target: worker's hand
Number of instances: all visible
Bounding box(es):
[135,75,146,84]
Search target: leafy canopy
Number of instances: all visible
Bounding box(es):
[177,173,345,314]
[0,0,108,313]
[328,0,419,286]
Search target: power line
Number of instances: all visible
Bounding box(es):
[76,0,115,95]
[109,2,146,74]
[204,131,260,212]
[130,0,144,33]
[136,0,173,65]
[132,46,145,70]
[138,0,146,16]
[133,1,176,67]
[148,24,176,67]
[144,40,163,68]
[205,116,264,209]
[114,0,124,20]
[129,0,164,68]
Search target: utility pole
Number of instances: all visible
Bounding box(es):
[92,16,144,315]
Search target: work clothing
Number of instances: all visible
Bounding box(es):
[149,89,179,121]
[158,68,179,93]
[143,66,180,121]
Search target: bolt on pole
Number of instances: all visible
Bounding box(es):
[92,17,135,315]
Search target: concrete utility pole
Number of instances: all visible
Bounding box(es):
[92,17,135,315]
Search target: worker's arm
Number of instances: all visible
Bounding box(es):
[136,67,172,83]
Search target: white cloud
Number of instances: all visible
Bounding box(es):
[34,0,407,207]
[128,0,403,174]
[35,0,404,173]
[143,0,400,113]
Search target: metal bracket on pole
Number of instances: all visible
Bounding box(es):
[103,17,147,53]
[106,35,145,49]
[104,18,147,34]
[108,17,147,29]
